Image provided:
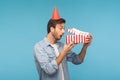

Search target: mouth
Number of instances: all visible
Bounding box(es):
[60,35,63,38]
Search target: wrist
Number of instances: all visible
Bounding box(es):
[61,50,67,56]
[83,44,88,49]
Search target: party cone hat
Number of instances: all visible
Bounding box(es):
[52,7,60,20]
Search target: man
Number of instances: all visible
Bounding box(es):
[34,7,92,80]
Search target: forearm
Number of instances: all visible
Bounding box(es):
[56,42,75,65]
[79,45,88,62]
[56,50,67,65]
[79,34,92,61]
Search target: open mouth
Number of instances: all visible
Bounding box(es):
[60,35,62,38]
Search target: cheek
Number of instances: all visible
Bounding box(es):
[54,29,63,36]
[54,31,59,36]
[54,29,60,34]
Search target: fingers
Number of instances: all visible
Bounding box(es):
[69,41,74,46]
[68,41,76,48]
[89,34,93,40]
[70,44,75,49]
[84,34,92,46]
[86,34,92,42]
[65,41,75,49]
[63,42,75,53]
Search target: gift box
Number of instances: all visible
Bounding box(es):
[66,28,90,44]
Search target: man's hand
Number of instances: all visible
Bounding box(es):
[78,34,93,62]
[84,34,93,47]
[63,41,75,54]
[56,42,75,65]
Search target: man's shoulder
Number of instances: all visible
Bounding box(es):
[34,38,46,48]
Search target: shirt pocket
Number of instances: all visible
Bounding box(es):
[47,53,56,61]
[47,53,55,57]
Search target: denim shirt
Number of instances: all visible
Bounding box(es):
[34,38,82,80]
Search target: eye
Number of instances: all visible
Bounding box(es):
[60,28,62,30]
[58,27,62,30]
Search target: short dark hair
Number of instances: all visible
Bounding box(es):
[47,18,66,33]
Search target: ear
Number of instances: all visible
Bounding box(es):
[50,27,55,33]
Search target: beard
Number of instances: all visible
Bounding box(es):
[52,33,62,40]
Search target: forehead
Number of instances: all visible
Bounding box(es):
[56,23,65,28]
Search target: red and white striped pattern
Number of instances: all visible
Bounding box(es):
[67,28,89,35]
[66,28,90,44]
[66,34,89,44]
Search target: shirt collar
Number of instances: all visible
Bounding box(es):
[44,37,60,48]
[43,37,51,47]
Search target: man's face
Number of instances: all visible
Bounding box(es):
[52,23,65,40]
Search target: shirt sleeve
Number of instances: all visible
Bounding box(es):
[66,51,83,65]
[34,44,58,75]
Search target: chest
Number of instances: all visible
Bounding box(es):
[45,46,66,62]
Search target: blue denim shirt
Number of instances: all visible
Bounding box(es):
[34,38,82,80]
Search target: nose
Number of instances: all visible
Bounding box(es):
[62,29,65,34]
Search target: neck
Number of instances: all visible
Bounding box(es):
[46,33,57,44]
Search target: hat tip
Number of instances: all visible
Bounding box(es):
[51,7,60,20]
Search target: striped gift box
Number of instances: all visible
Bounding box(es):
[66,28,90,44]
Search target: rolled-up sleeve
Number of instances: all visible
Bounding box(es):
[34,44,58,75]
[66,51,82,65]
